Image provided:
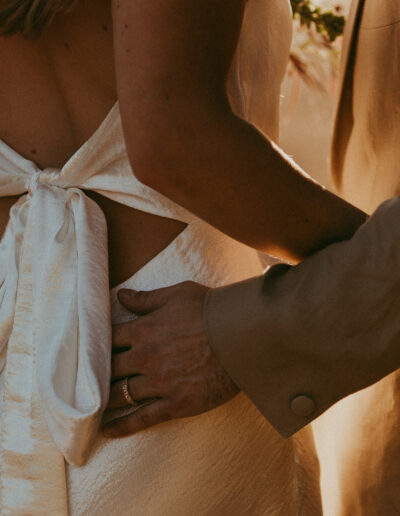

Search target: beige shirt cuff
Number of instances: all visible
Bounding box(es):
[204,197,400,437]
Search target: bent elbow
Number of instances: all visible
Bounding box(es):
[124,126,195,199]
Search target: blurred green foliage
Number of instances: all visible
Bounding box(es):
[290,0,345,42]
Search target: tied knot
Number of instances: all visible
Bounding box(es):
[27,168,62,195]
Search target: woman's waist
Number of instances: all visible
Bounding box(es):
[84,191,188,289]
[110,219,264,324]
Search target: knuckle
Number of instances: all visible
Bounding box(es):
[133,320,154,346]
[112,349,137,378]
[112,322,133,347]
[112,324,125,345]
[113,319,150,348]
[127,325,145,347]
[136,342,157,369]
[138,341,152,359]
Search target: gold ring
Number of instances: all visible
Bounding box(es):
[121,377,140,407]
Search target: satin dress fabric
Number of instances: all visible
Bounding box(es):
[0,1,321,514]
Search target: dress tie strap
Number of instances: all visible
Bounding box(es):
[0,165,111,513]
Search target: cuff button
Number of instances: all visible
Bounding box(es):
[290,395,315,417]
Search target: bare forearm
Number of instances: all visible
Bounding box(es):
[123,102,366,262]
[113,0,366,262]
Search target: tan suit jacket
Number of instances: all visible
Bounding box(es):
[205,0,400,438]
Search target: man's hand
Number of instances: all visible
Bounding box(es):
[102,281,239,438]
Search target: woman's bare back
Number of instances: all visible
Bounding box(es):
[0,0,185,287]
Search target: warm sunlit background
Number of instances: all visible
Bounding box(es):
[282,5,357,514]
[280,0,351,189]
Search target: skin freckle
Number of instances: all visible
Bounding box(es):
[65,42,70,49]
[31,149,37,155]
[103,25,108,31]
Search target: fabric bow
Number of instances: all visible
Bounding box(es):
[0,156,111,467]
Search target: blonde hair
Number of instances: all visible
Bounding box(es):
[0,0,78,39]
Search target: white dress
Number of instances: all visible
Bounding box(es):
[0,1,321,514]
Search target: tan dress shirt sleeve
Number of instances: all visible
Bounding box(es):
[204,197,400,437]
